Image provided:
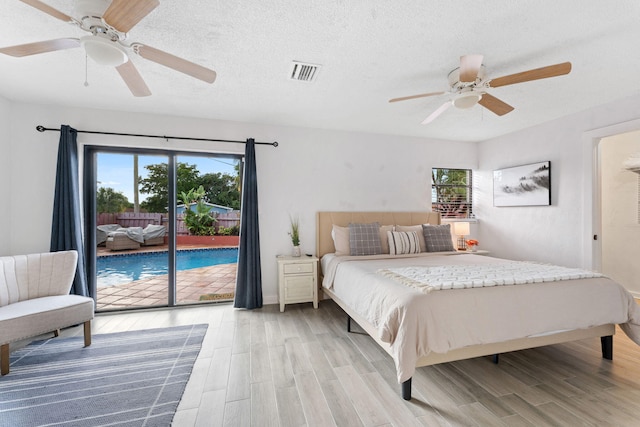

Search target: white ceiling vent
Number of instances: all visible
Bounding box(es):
[289,61,320,82]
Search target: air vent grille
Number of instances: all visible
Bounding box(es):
[289,61,320,82]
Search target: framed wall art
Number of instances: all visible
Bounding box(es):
[493,161,551,207]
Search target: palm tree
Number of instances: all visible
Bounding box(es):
[133,154,140,213]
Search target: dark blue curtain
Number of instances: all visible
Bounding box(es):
[234,138,262,309]
[50,125,89,297]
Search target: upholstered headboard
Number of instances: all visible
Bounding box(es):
[316,211,441,259]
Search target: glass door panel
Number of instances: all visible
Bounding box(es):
[95,152,169,310]
[175,155,240,304]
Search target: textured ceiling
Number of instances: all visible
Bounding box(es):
[1,1,639,142]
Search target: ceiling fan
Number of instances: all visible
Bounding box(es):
[389,54,571,124]
[0,0,217,97]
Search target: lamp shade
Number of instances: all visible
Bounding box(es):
[453,222,470,236]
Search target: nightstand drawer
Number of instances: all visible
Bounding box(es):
[283,262,314,274]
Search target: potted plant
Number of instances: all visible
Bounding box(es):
[289,215,301,256]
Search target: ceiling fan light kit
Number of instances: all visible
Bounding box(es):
[81,35,128,66]
[0,0,216,97]
[390,54,572,124]
[452,91,482,109]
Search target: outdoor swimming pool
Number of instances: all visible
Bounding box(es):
[97,248,238,287]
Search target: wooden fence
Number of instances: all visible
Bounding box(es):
[97,212,163,228]
[97,211,240,235]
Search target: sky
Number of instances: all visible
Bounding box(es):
[97,153,239,203]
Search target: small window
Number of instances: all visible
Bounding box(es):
[432,168,473,219]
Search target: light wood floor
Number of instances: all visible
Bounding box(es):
[17,300,640,427]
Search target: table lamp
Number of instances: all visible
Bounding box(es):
[453,222,470,251]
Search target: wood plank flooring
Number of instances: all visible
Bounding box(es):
[12,300,640,426]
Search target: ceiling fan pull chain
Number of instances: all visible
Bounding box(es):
[84,53,89,87]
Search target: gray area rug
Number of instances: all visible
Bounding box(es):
[0,324,208,426]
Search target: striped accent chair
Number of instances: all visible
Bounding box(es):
[0,251,94,375]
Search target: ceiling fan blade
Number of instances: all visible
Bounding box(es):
[0,38,79,57]
[489,62,572,88]
[459,54,483,82]
[422,102,451,124]
[20,0,74,22]
[388,92,445,103]
[103,0,160,33]
[478,93,514,116]
[135,44,217,83]
[116,60,151,97]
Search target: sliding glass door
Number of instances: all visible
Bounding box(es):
[85,147,241,311]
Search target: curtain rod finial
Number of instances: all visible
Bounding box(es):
[273,141,279,147]
[36,125,45,132]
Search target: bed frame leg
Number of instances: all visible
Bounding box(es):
[492,354,499,364]
[601,335,613,360]
[401,378,412,400]
[347,316,352,333]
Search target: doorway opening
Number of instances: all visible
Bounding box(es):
[598,130,640,297]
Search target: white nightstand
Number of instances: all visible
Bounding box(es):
[459,249,490,255]
[276,255,319,312]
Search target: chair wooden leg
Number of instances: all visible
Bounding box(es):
[84,320,92,347]
[1,343,9,375]
[53,329,60,337]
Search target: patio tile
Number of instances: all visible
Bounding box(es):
[97,262,237,310]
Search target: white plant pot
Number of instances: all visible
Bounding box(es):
[292,246,301,257]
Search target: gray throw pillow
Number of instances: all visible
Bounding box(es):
[422,224,456,252]
[349,222,382,255]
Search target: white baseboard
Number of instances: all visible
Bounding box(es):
[263,294,278,305]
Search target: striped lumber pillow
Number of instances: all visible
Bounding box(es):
[387,231,421,255]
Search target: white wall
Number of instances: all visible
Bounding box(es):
[3,101,477,304]
[600,130,640,295]
[8,93,640,301]
[478,94,640,275]
[0,95,10,255]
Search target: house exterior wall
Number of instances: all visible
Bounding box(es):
[176,204,233,215]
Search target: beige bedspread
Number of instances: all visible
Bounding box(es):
[321,253,640,383]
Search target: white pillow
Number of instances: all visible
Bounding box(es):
[394,225,426,252]
[387,230,421,255]
[331,224,350,256]
[379,225,394,254]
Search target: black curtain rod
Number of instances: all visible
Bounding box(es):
[36,125,278,147]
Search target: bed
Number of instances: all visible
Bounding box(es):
[316,211,640,400]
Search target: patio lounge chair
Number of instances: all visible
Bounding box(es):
[141,224,166,246]
[105,224,166,250]
[105,232,141,250]
[97,224,120,246]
